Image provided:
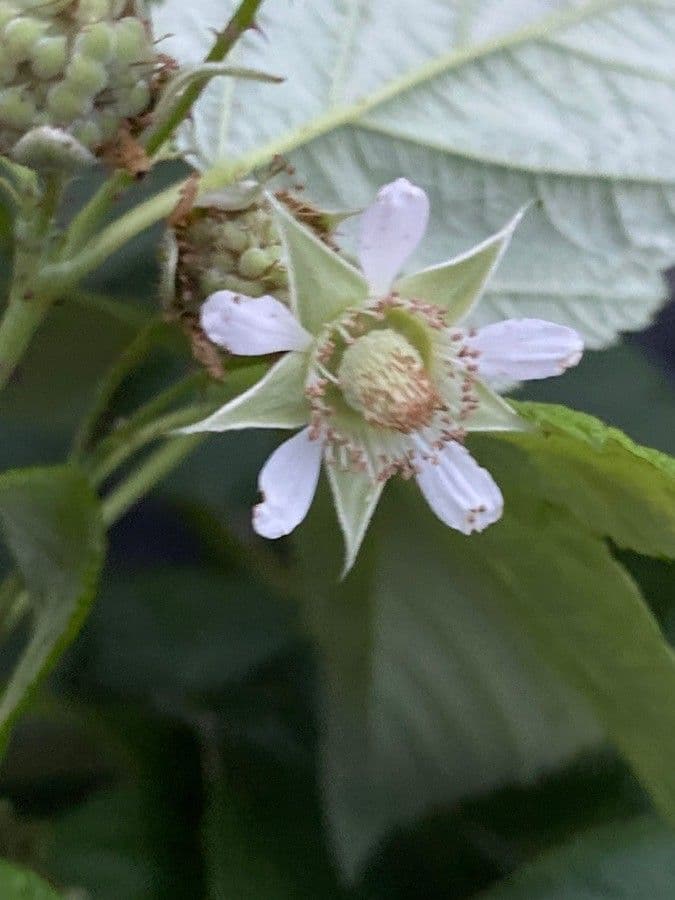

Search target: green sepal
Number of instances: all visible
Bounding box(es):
[327,464,384,578]
[395,206,528,324]
[267,193,368,334]
[179,352,309,433]
[463,381,531,433]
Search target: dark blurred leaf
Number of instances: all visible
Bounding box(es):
[45,787,184,900]
[203,745,345,899]
[0,298,141,431]
[41,703,203,900]
[87,566,294,698]
[480,817,675,898]
[0,858,61,898]
[0,466,105,744]
[296,480,600,878]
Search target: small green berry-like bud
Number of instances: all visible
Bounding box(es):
[74,22,114,62]
[11,125,97,172]
[73,0,111,24]
[219,274,266,298]
[47,81,92,121]
[218,220,249,254]
[3,16,49,63]
[31,35,68,79]
[65,55,109,96]
[238,246,273,280]
[112,16,148,65]
[0,3,18,29]
[0,86,36,129]
[0,0,158,157]
[69,118,102,149]
[0,59,16,83]
[114,78,149,117]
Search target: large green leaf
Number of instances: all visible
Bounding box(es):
[0,466,105,742]
[299,415,675,877]
[297,483,601,877]
[503,402,675,558]
[0,859,61,899]
[154,0,675,347]
[203,745,344,899]
[480,817,675,898]
[45,788,191,900]
[87,567,294,698]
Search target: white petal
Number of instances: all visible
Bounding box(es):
[253,428,323,539]
[358,178,429,294]
[415,440,503,534]
[200,291,312,355]
[466,319,583,382]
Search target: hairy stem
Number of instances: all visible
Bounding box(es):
[90,401,213,485]
[101,435,203,525]
[0,282,52,392]
[142,0,265,156]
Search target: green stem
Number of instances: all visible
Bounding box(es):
[60,173,127,258]
[142,0,265,156]
[87,360,262,483]
[38,136,281,296]
[70,319,177,459]
[90,401,213,485]
[0,283,52,392]
[101,435,203,525]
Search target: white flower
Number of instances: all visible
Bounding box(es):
[182,179,583,574]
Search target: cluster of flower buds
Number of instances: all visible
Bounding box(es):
[0,0,156,155]
[160,187,340,374]
[168,199,290,314]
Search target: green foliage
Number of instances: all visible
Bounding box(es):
[202,747,345,899]
[481,817,675,899]
[0,858,61,899]
[1,1,675,896]
[0,465,105,743]
[86,566,294,698]
[505,402,675,557]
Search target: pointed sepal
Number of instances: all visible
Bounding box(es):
[178,352,309,433]
[395,206,528,325]
[327,464,384,578]
[267,193,368,334]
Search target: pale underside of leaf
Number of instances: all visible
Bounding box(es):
[153,0,675,347]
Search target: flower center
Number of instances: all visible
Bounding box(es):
[336,328,441,432]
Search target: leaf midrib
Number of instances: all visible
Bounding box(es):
[214,0,667,183]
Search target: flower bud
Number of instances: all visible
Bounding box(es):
[11,124,96,172]
[160,190,340,373]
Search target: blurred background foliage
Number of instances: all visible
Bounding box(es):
[0,162,674,898]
